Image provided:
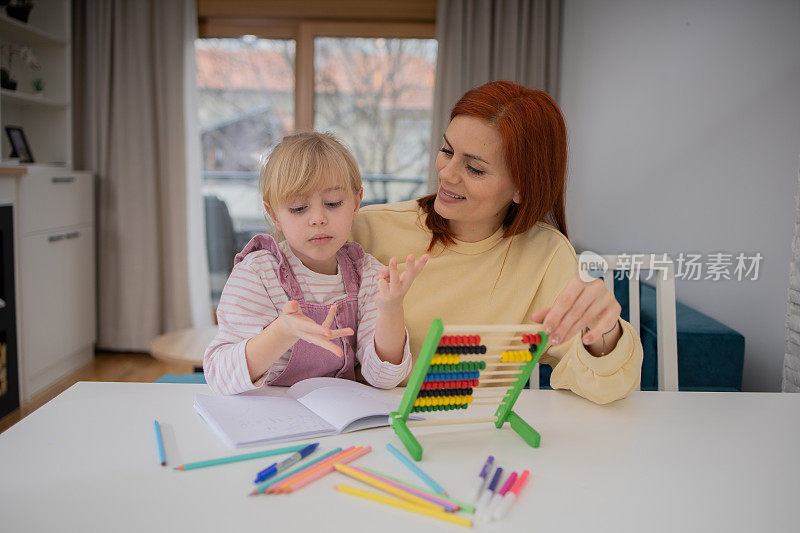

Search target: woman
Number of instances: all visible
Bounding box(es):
[351,81,643,404]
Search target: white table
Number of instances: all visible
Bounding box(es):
[1,383,798,532]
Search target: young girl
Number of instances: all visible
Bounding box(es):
[204,132,427,395]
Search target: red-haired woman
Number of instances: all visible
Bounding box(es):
[351,81,643,404]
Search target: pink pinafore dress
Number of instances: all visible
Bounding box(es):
[235,234,363,386]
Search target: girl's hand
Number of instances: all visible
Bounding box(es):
[375,254,429,310]
[277,300,354,357]
[530,274,622,354]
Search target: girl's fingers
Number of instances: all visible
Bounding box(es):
[321,304,337,329]
[377,276,389,298]
[300,334,344,357]
[406,253,428,279]
[294,316,333,338]
[397,253,428,291]
[377,265,389,282]
[282,300,301,315]
[405,254,416,272]
[388,257,399,287]
[328,327,354,339]
[416,254,429,272]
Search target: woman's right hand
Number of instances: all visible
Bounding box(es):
[276,300,354,357]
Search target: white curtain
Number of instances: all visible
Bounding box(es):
[784,170,800,392]
[428,0,562,187]
[73,0,211,351]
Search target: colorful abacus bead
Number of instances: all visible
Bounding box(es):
[501,350,533,362]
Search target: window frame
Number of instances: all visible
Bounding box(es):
[198,19,436,130]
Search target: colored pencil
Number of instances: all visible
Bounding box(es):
[250,448,343,496]
[346,464,458,512]
[269,446,356,493]
[386,443,448,495]
[333,463,445,512]
[350,466,459,513]
[335,484,472,528]
[153,420,166,466]
[174,444,307,471]
[361,466,475,513]
[281,446,372,493]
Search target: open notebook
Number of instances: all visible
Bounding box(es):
[194,377,420,448]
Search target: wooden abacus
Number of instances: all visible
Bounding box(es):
[389,319,549,461]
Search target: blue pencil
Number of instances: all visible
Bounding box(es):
[153,420,166,466]
[385,443,447,495]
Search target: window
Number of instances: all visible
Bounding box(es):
[195,5,436,307]
[314,37,437,204]
[196,37,295,303]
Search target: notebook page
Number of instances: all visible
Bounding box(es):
[294,385,401,432]
[194,394,336,448]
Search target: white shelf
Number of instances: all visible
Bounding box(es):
[0,0,72,173]
[0,13,67,46]
[0,89,68,109]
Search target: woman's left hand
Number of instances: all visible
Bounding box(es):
[530,273,622,355]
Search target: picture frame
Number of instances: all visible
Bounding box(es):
[4,126,34,163]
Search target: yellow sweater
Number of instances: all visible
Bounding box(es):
[350,200,643,404]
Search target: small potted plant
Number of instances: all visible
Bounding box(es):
[6,0,35,24]
[0,43,40,91]
[31,77,44,95]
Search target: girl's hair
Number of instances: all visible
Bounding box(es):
[259,131,361,208]
[418,81,568,250]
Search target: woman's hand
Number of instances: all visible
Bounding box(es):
[375,254,429,311]
[530,274,622,356]
[276,300,353,357]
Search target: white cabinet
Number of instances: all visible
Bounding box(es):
[2,167,95,401]
[0,2,93,401]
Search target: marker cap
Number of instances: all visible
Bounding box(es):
[487,467,504,492]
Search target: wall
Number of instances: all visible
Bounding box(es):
[559,0,800,391]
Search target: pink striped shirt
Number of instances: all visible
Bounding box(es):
[204,239,412,394]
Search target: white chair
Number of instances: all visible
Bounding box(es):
[600,254,679,391]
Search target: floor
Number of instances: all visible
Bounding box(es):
[0,352,194,435]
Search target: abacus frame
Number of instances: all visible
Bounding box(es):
[389,319,549,461]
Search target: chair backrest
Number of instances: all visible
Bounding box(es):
[600,254,679,391]
[204,195,237,274]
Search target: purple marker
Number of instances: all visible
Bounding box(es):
[487,471,518,520]
[475,466,504,518]
[470,456,494,502]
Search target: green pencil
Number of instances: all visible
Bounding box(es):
[250,447,343,495]
[360,466,475,513]
[174,444,308,471]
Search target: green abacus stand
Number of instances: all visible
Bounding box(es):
[390,319,548,460]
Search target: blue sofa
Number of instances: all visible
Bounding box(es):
[539,275,745,391]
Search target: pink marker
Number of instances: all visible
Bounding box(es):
[492,469,530,520]
[486,471,518,519]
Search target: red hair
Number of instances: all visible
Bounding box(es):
[419,81,568,250]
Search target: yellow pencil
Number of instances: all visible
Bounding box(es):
[335,484,472,528]
[333,463,445,512]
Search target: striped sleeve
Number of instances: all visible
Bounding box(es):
[355,254,413,389]
[203,253,282,395]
